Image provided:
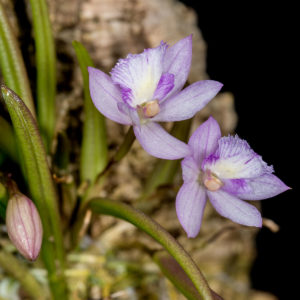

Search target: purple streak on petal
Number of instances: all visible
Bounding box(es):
[133,122,191,159]
[188,117,221,167]
[117,102,140,126]
[88,67,132,125]
[203,135,274,179]
[221,178,251,196]
[163,35,193,98]
[207,190,262,227]
[153,73,175,101]
[176,182,207,238]
[223,174,290,201]
[152,80,223,122]
[181,156,200,182]
[110,43,167,107]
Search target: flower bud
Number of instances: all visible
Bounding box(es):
[6,193,43,261]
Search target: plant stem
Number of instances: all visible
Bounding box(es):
[0,2,35,116]
[89,198,214,300]
[28,0,56,151]
[0,249,46,300]
[73,41,108,184]
[1,86,68,300]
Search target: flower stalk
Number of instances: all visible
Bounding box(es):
[0,248,46,300]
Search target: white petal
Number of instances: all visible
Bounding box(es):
[223,174,290,200]
[188,116,221,167]
[163,35,193,98]
[111,43,167,107]
[176,182,207,238]
[88,67,132,125]
[207,190,262,227]
[133,122,190,159]
[203,135,274,179]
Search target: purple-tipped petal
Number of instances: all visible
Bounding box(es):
[188,116,221,167]
[133,122,191,159]
[203,135,274,179]
[163,35,193,98]
[176,182,207,238]
[153,73,175,100]
[110,43,167,107]
[223,174,290,200]
[207,190,262,227]
[181,156,200,182]
[153,80,223,122]
[88,67,132,125]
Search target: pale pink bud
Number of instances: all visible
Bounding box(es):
[6,193,43,261]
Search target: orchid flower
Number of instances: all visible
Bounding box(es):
[88,35,223,159]
[176,117,289,238]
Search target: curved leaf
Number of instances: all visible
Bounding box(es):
[0,2,35,116]
[28,0,56,150]
[73,41,108,183]
[89,197,215,300]
[0,249,46,300]
[1,85,68,299]
[154,251,224,300]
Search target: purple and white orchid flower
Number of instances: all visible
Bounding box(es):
[176,117,289,238]
[88,35,223,159]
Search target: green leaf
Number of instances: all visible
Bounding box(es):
[72,41,108,183]
[154,251,224,300]
[0,116,18,162]
[154,251,202,299]
[89,197,215,300]
[1,85,68,300]
[0,249,46,300]
[28,0,56,151]
[140,119,191,200]
[0,2,35,116]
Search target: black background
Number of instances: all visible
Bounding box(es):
[180,2,297,299]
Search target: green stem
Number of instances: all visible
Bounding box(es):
[0,2,35,116]
[28,0,56,151]
[89,198,214,300]
[70,127,135,248]
[95,126,135,183]
[73,41,108,184]
[1,86,68,300]
[0,249,46,300]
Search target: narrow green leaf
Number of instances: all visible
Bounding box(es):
[0,116,18,162]
[140,119,191,200]
[154,251,202,299]
[72,41,108,183]
[0,249,46,300]
[154,251,224,300]
[89,197,214,300]
[0,3,35,116]
[1,85,68,300]
[28,0,56,151]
